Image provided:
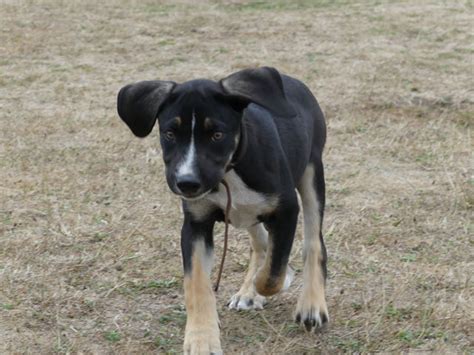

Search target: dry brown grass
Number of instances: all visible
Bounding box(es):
[1,0,472,353]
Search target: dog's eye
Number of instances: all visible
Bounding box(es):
[212,132,224,141]
[164,131,175,140]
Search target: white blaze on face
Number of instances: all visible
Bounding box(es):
[176,113,197,177]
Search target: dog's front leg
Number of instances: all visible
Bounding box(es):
[181,214,222,355]
[254,195,299,296]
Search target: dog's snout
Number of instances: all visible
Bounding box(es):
[176,174,201,195]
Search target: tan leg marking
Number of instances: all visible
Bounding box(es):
[254,236,284,296]
[295,164,329,331]
[228,224,268,310]
[183,240,222,355]
[229,224,295,309]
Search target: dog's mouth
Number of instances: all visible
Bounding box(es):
[176,189,212,201]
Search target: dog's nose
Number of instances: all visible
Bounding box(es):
[176,175,201,195]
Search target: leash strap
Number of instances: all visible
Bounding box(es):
[214,179,231,292]
[214,115,249,290]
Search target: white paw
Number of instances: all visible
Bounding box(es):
[228,291,267,310]
[294,291,329,332]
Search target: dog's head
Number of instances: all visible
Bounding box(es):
[117,67,294,200]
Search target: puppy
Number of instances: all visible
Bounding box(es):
[117,67,328,354]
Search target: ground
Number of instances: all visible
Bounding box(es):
[0,0,472,354]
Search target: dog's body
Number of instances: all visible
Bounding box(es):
[117,67,328,354]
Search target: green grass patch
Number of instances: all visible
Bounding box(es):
[119,278,179,295]
[142,278,178,289]
[104,330,121,343]
[396,327,446,347]
[397,329,420,345]
[335,337,364,352]
[366,234,379,246]
[415,152,435,165]
[158,39,176,46]
[385,303,413,321]
[400,253,417,262]
[92,232,109,242]
[157,305,187,328]
[154,335,181,353]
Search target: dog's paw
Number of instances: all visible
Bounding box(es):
[294,295,329,332]
[184,329,222,355]
[228,290,267,310]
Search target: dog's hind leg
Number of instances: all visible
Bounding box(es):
[253,193,299,297]
[294,161,329,331]
[228,223,268,310]
[228,223,295,310]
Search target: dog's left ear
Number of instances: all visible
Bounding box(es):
[117,80,176,137]
[219,67,295,116]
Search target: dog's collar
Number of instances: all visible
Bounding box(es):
[226,116,247,172]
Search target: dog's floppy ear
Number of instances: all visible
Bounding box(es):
[219,67,295,116]
[117,80,176,137]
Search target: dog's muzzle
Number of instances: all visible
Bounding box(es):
[176,174,201,196]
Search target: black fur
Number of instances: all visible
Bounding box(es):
[117,66,327,292]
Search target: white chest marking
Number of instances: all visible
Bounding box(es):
[176,114,196,177]
[205,171,278,229]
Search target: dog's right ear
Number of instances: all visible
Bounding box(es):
[117,80,176,137]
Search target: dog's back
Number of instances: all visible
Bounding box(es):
[237,74,326,190]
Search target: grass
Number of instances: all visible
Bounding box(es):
[0,0,472,353]
[104,330,121,343]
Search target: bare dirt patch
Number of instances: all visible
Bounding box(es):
[1,1,472,353]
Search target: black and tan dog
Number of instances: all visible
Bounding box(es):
[117,67,328,354]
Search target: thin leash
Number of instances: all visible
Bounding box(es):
[214,117,246,292]
[214,179,231,292]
